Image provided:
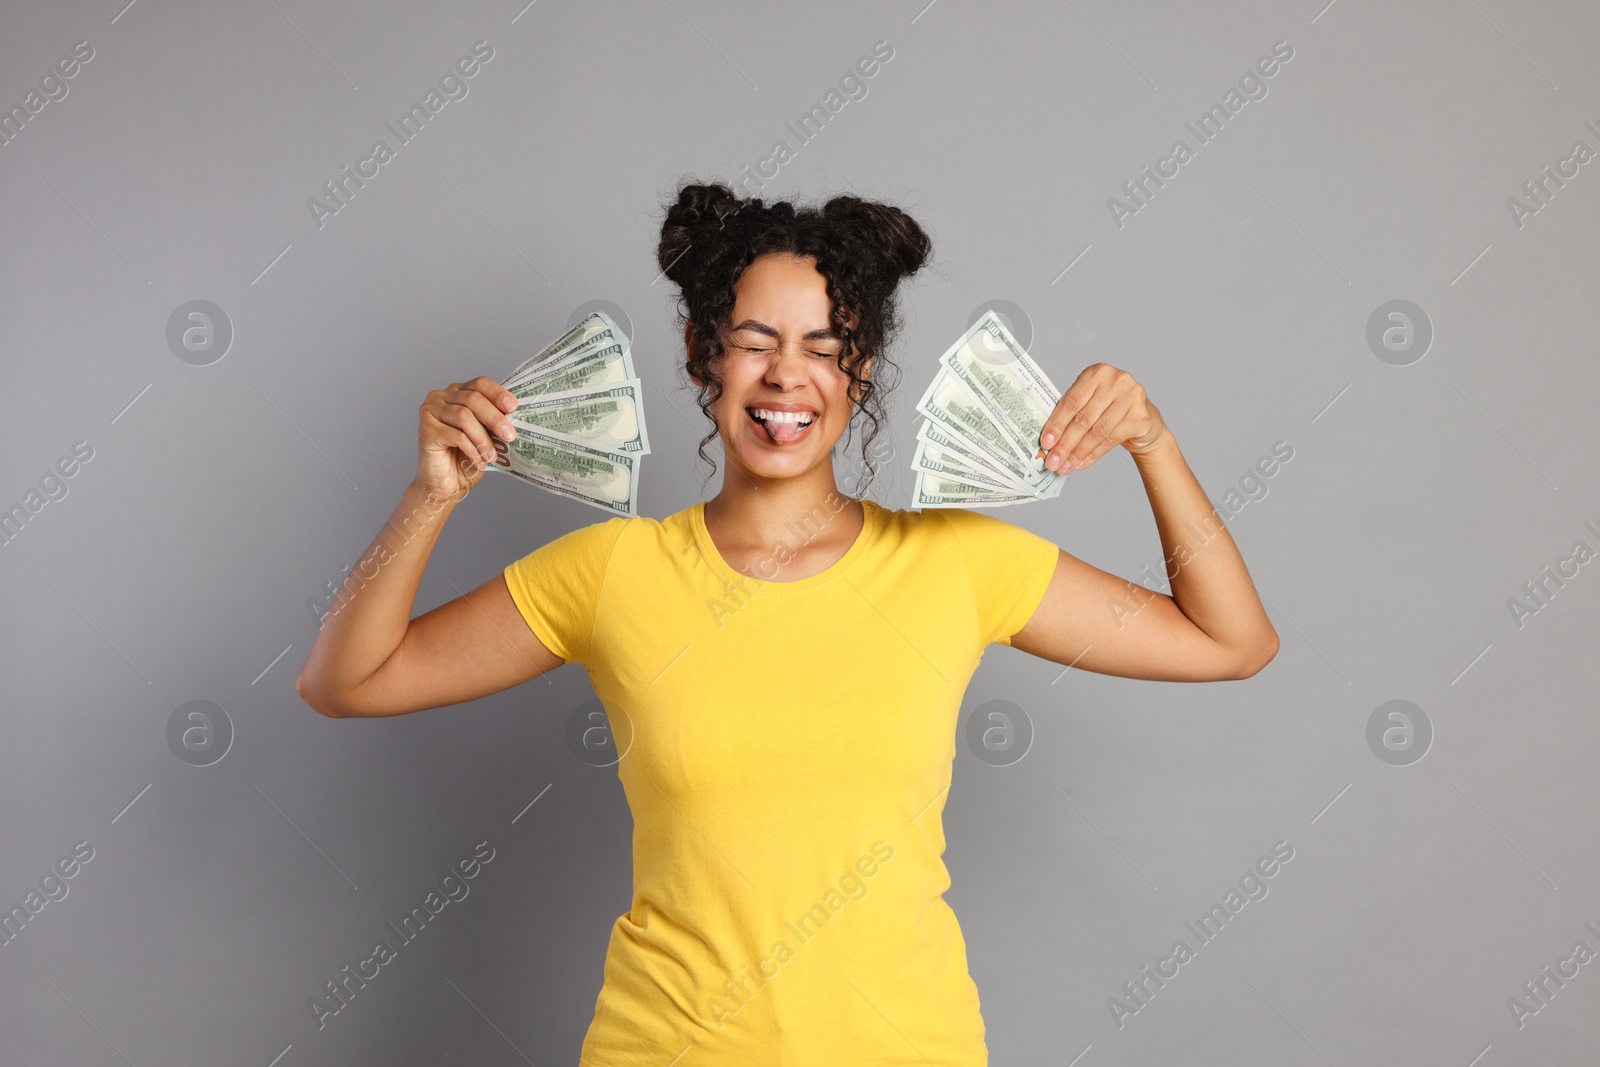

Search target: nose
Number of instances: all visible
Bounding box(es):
[762,341,812,388]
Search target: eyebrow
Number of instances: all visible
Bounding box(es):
[729,318,840,341]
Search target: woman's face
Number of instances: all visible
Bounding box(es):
[695,252,868,483]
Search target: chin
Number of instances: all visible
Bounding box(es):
[725,426,837,478]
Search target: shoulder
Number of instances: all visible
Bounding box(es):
[859,500,968,555]
[554,508,679,543]
[893,504,1058,559]
[507,514,635,571]
[551,514,634,548]
[874,502,1003,540]
[531,503,713,560]
[866,501,946,527]
[584,505,697,566]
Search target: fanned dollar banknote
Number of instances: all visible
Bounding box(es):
[486,311,648,517]
[910,311,1066,509]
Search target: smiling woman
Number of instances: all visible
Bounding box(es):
[296,177,1277,1067]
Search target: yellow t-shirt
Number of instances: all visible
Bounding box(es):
[503,497,1060,1066]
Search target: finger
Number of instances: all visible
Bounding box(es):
[1045,382,1118,471]
[1064,395,1135,470]
[430,404,496,463]
[450,387,518,442]
[424,414,488,472]
[447,426,488,471]
[1038,366,1106,453]
[468,375,520,414]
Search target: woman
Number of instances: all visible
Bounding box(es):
[296,182,1278,1065]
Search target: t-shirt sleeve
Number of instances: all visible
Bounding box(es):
[501,517,628,664]
[934,508,1061,648]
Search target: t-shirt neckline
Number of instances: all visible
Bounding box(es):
[690,498,879,591]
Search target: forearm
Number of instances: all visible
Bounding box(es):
[297,478,464,707]
[1128,432,1276,660]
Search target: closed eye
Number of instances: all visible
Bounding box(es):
[731,343,838,358]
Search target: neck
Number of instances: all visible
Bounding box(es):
[704,461,860,551]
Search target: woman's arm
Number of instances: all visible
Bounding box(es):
[1009,365,1279,682]
[295,377,564,717]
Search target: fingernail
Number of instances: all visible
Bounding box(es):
[1045,453,1061,471]
[499,423,515,440]
[1040,431,1057,449]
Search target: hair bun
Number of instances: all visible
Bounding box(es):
[821,195,932,279]
[657,182,746,287]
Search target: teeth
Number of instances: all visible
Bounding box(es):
[751,408,814,424]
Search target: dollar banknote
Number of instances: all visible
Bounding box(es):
[910,437,1026,494]
[911,470,1035,508]
[502,310,626,389]
[916,416,1026,492]
[511,379,651,455]
[910,311,1066,509]
[487,317,649,516]
[510,340,635,399]
[488,421,641,518]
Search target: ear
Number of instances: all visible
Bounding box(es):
[684,323,706,387]
[846,348,875,405]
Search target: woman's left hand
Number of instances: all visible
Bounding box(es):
[1037,363,1168,472]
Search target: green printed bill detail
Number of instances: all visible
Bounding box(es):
[492,315,650,516]
[487,422,640,518]
[911,471,1036,508]
[915,428,1062,499]
[510,379,651,455]
[908,310,1066,509]
[915,418,1059,498]
[502,311,627,389]
[920,310,1063,475]
[508,340,635,399]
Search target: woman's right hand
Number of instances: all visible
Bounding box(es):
[416,377,520,499]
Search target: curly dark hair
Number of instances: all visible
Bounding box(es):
[655,181,932,494]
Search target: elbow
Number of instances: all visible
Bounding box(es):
[1230,629,1280,679]
[296,669,345,718]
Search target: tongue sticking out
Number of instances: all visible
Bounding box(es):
[765,417,809,443]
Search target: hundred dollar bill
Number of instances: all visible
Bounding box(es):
[915,418,1030,492]
[502,311,627,389]
[915,367,1051,490]
[912,470,1034,509]
[488,422,640,518]
[505,325,631,392]
[924,310,1063,475]
[916,417,1063,499]
[911,438,1026,494]
[510,340,635,399]
[525,321,628,373]
[509,379,651,455]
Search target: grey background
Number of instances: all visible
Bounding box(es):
[3,0,1597,1063]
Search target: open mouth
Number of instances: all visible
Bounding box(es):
[746,406,817,445]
